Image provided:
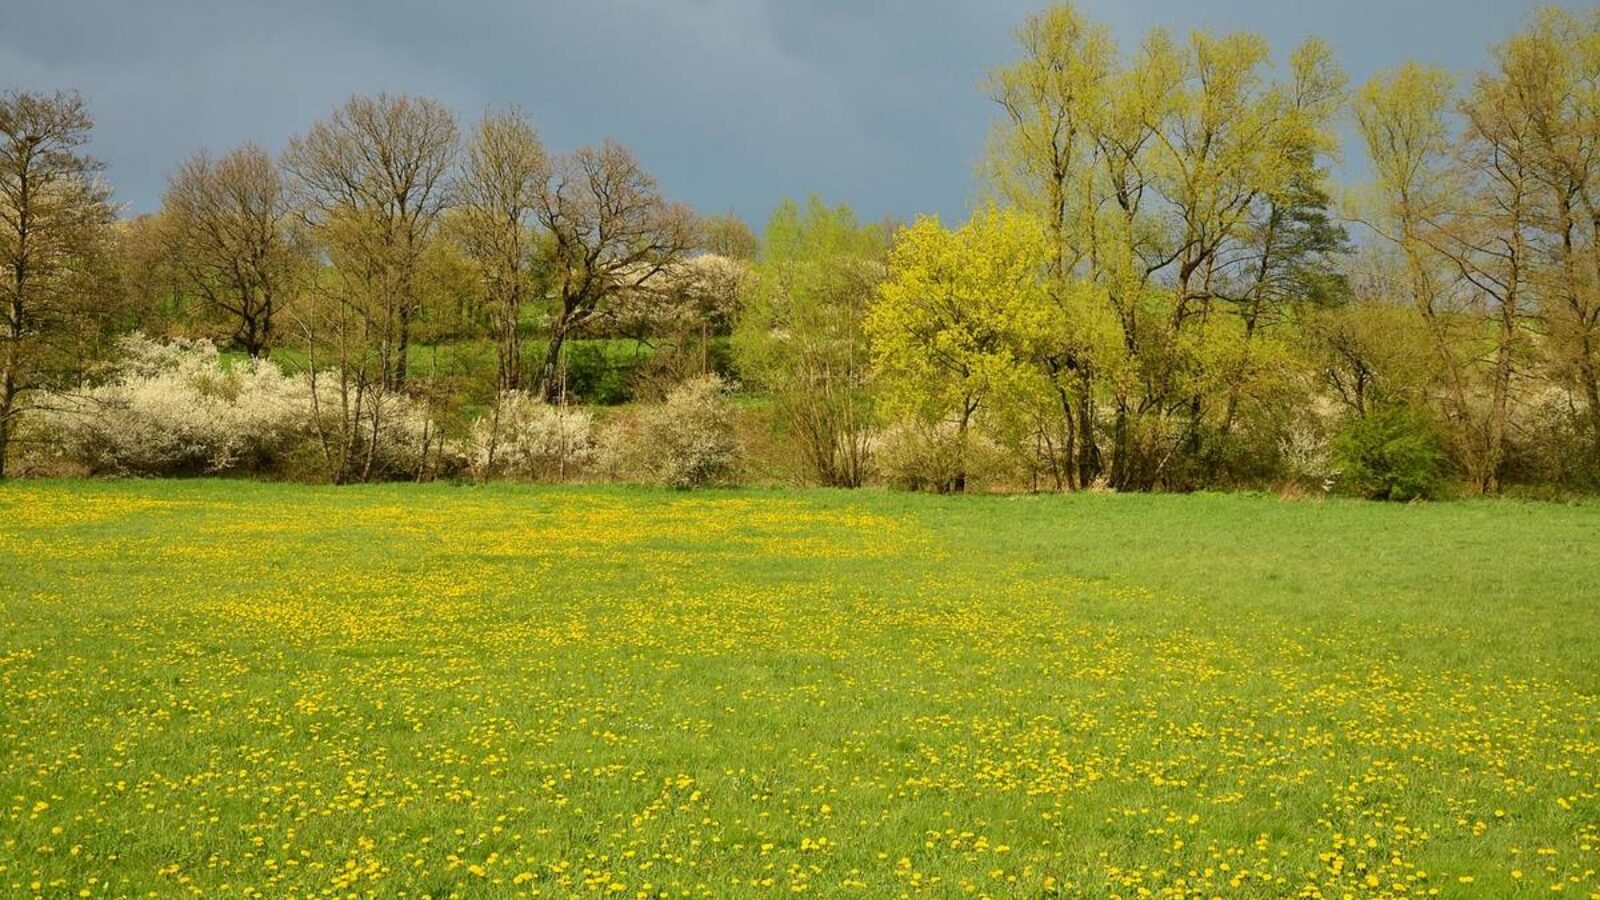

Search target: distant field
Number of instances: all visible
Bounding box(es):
[225,337,660,381]
[2,482,1597,897]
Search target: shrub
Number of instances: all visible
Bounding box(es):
[1331,405,1447,501]
[1504,386,1600,491]
[29,335,445,481]
[619,375,740,488]
[874,420,1007,493]
[32,335,313,475]
[466,393,595,481]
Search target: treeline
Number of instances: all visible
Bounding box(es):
[3,3,1599,497]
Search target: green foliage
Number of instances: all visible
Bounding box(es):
[31,8,1600,496]
[1332,405,1447,501]
[868,208,1058,490]
[563,341,646,406]
[981,7,1351,491]
[734,197,883,486]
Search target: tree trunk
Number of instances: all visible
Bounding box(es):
[539,318,569,404]
[393,304,411,391]
[1056,382,1078,492]
[1484,309,1513,494]
[3,167,27,481]
[1110,396,1133,491]
[0,370,15,480]
[1577,352,1600,447]
[257,292,274,358]
[242,312,263,359]
[1483,195,1527,495]
[952,401,976,494]
[499,297,521,394]
[1,259,24,480]
[1077,367,1100,487]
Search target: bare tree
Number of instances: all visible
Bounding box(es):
[163,144,302,357]
[700,212,758,261]
[293,265,390,485]
[283,94,457,389]
[0,89,114,478]
[1425,68,1537,493]
[456,107,547,393]
[534,139,697,402]
[1505,8,1600,460]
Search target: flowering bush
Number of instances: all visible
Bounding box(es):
[29,335,444,480]
[874,419,1007,493]
[466,393,596,481]
[601,375,740,488]
[33,335,313,475]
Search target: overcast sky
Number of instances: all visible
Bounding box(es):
[0,0,1554,227]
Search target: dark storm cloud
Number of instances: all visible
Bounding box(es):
[0,0,1549,227]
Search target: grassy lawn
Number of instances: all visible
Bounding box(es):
[1,482,1597,897]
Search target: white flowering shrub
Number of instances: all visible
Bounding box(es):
[602,375,740,488]
[874,419,1006,493]
[326,387,443,481]
[28,335,448,480]
[1505,385,1599,489]
[34,335,314,475]
[466,393,596,481]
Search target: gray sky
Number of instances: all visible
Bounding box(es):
[0,0,1554,228]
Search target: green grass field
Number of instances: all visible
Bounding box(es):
[2,482,1597,898]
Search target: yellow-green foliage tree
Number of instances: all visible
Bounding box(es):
[985,4,1347,489]
[454,107,548,395]
[867,208,1059,492]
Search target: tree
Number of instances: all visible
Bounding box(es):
[0,89,115,478]
[456,107,547,393]
[1445,55,1537,493]
[1356,60,1535,493]
[163,144,302,357]
[1133,30,1344,485]
[1500,8,1600,464]
[867,208,1057,492]
[1305,245,1436,418]
[985,5,1349,490]
[1213,39,1350,438]
[701,212,759,261]
[735,197,884,486]
[283,93,457,390]
[113,212,190,335]
[984,3,1113,486]
[290,210,446,486]
[534,139,697,402]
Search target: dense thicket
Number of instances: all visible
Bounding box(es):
[4,4,1599,496]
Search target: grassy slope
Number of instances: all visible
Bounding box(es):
[222,337,657,378]
[1,482,1596,897]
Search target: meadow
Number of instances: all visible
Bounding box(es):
[1,481,1597,898]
